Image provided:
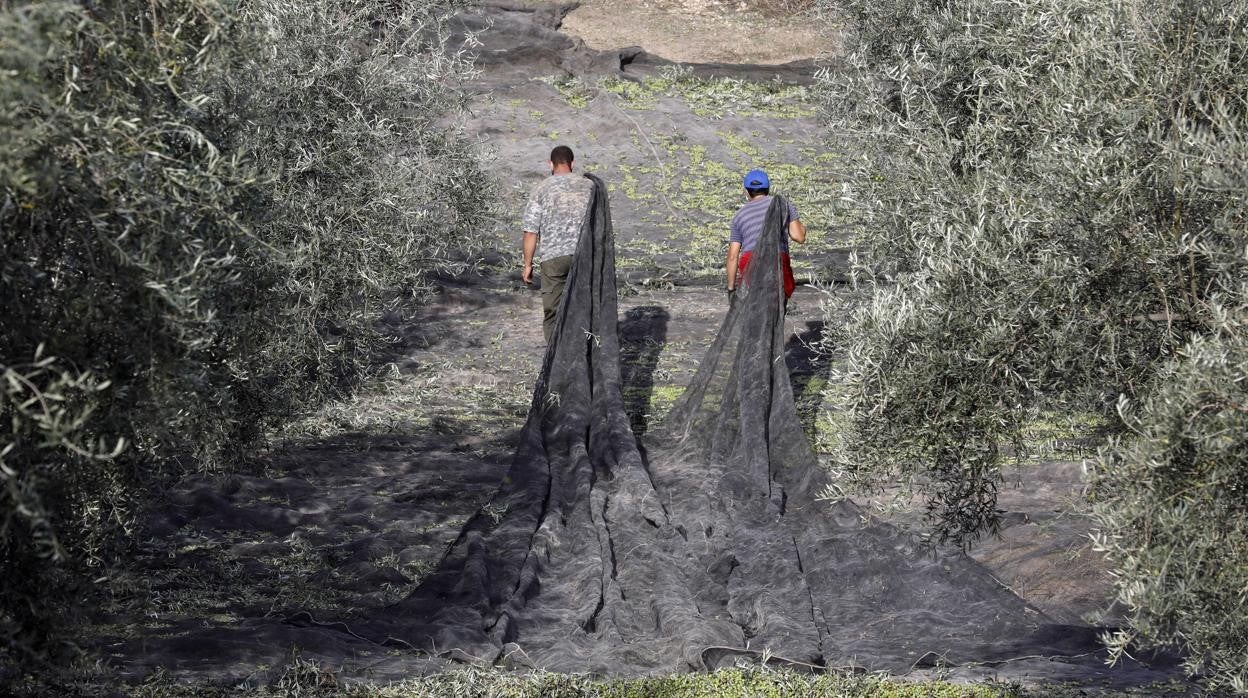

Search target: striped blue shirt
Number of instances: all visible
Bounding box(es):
[729,196,800,253]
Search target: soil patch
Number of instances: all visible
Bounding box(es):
[553,0,832,65]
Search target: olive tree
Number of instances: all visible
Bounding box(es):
[1,0,490,664]
[819,0,1247,687]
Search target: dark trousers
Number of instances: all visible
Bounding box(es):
[540,255,573,344]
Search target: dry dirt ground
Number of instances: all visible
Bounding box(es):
[553,0,833,65]
[75,2,1187,692]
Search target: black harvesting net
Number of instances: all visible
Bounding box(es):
[358,175,1104,675]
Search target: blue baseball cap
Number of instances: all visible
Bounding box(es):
[743,169,770,189]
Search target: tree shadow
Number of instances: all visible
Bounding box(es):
[785,320,831,437]
[618,305,670,438]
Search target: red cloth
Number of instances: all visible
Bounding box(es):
[738,251,796,298]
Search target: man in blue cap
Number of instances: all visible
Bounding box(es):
[725,168,806,298]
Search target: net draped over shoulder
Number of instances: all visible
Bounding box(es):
[357,178,1101,675]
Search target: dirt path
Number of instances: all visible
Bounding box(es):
[79,3,1181,691]
[456,1,849,285]
[553,0,831,65]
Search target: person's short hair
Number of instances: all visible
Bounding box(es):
[550,145,574,166]
[746,186,769,197]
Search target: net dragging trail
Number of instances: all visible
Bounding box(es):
[357,177,1104,675]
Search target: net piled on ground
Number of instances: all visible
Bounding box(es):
[361,179,1101,675]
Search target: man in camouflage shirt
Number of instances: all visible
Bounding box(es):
[522,145,594,344]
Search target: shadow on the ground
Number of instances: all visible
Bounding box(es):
[93,419,514,684]
[785,319,831,436]
[619,305,670,438]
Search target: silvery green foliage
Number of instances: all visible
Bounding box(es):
[1089,94,1248,688]
[1090,308,1248,690]
[1,0,488,663]
[0,352,125,661]
[819,0,1247,686]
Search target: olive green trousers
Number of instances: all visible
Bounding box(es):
[540,255,574,344]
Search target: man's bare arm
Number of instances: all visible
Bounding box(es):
[522,231,538,284]
[725,241,742,291]
[788,219,807,244]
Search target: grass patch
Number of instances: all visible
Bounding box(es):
[1014,411,1109,463]
[27,663,1190,697]
[623,383,686,432]
[523,69,852,274]
[647,384,686,420]
[615,132,845,273]
[277,367,440,440]
[601,68,815,119]
[538,70,813,118]
[752,0,819,17]
[277,335,534,447]
[539,75,595,109]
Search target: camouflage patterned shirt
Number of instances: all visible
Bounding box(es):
[522,173,593,260]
